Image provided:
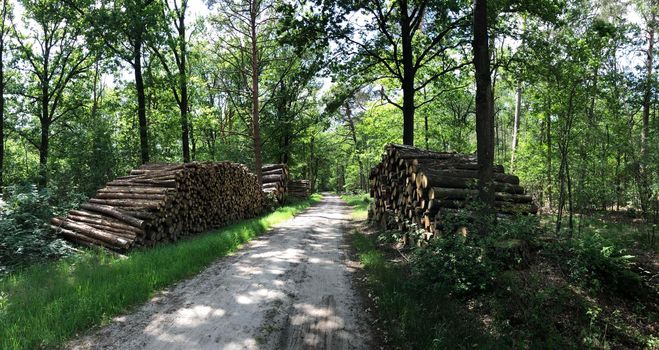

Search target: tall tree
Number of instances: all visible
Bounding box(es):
[249,0,262,182]
[210,0,279,182]
[0,0,10,188]
[473,0,495,217]
[291,0,470,146]
[71,0,161,164]
[13,0,91,188]
[638,0,656,217]
[150,0,191,162]
[510,83,522,171]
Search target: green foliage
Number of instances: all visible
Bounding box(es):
[411,234,495,296]
[0,195,321,350]
[0,185,83,273]
[492,270,589,348]
[344,196,656,348]
[351,232,502,349]
[558,234,644,296]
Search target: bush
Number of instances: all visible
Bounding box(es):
[561,234,643,296]
[0,185,83,273]
[411,233,495,297]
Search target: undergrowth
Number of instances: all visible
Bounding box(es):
[0,194,321,350]
[0,184,88,274]
[342,194,658,349]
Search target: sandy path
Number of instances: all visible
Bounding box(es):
[69,194,371,350]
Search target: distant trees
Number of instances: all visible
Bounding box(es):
[13,0,92,188]
[0,0,653,222]
[295,0,470,146]
[638,0,657,218]
[150,0,192,162]
[209,0,279,182]
[76,0,161,165]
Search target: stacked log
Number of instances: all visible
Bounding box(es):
[288,180,311,200]
[369,144,537,241]
[51,162,265,250]
[261,164,289,203]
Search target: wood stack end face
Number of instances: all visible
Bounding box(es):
[287,179,311,200]
[52,162,266,250]
[369,144,538,244]
[261,164,289,203]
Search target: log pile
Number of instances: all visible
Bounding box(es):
[52,162,265,250]
[369,144,537,240]
[288,180,311,200]
[261,164,289,203]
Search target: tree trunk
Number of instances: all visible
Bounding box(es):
[134,39,149,164]
[179,6,190,163]
[424,112,429,150]
[190,120,197,160]
[555,154,566,235]
[345,103,366,190]
[0,0,5,189]
[640,5,655,217]
[400,0,415,146]
[39,75,50,188]
[0,34,4,189]
[308,136,315,191]
[566,153,573,235]
[473,0,495,221]
[0,64,3,189]
[280,133,290,164]
[546,94,552,209]
[250,3,262,184]
[510,84,522,172]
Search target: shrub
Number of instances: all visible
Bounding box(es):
[411,233,495,297]
[0,185,81,273]
[562,234,643,296]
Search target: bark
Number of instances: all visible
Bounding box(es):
[400,0,415,146]
[424,112,429,150]
[546,94,552,209]
[309,136,316,190]
[473,0,495,219]
[555,84,576,235]
[510,84,522,172]
[134,38,150,164]
[190,119,197,160]
[250,1,263,184]
[39,74,50,188]
[0,0,5,189]
[178,2,190,163]
[640,5,656,217]
[555,154,566,234]
[344,104,366,190]
[280,133,290,164]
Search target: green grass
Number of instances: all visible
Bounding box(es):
[0,194,321,350]
[540,213,657,254]
[340,193,370,220]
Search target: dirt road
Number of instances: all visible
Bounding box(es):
[70,194,372,350]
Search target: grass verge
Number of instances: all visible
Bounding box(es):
[339,194,370,220]
[0,194,322,350]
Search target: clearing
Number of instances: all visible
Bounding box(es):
[69,194,372,350]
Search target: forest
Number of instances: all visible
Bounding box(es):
[0,0,657,348]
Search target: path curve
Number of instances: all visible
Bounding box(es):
[69,194,371,350]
